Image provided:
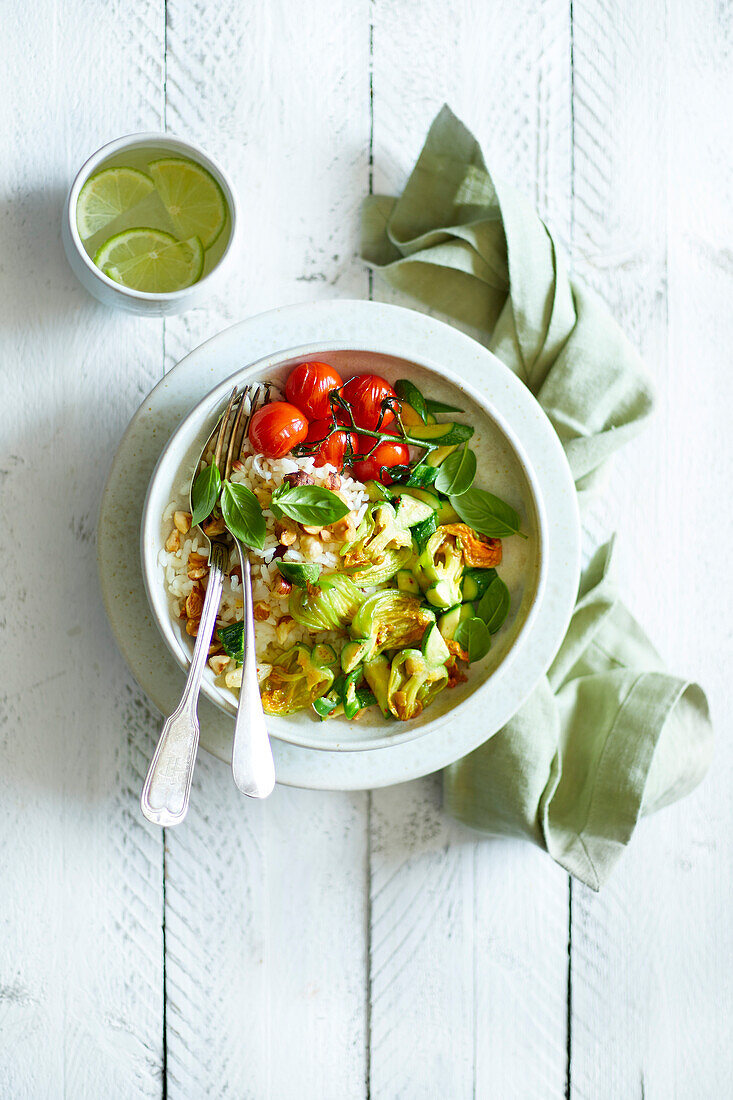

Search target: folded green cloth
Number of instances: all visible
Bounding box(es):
[362,105,712,888]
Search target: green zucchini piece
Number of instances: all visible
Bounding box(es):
[394,494,434,528]
[313,695,340,719]
[461,567,498,603]
[421,621,450,665]
[364,478,393,502]
[425,444,458,468]
[437,602,474,641]
[363,655,391,717]
[341,638,370,674]
[277,560,321,588]
[411,511,438,552]
[425,579,461,609]
[436,499,460,524]
[409,421,474,446]
[396,569,421,595]
[403,486,442,510]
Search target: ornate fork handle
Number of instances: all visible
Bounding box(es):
[141,542,228,826]
[230,548,276,798]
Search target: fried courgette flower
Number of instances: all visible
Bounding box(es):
[342,503,412,569]
[440,524,502,568]
[260,643,337,715]
[386,649,449,721]
[340,590,435,673]
[289,574,362,631]
[412,528,466,609]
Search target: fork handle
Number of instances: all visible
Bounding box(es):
[140,547,227,826]
[231,554,276,798]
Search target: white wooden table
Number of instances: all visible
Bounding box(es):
[2,2,731,1096]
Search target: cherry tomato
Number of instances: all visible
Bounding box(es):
[305,418,358,471]
[285,361,343,420]
[249,401,308,458]
[352,429,409,484]
[339,374,397,431]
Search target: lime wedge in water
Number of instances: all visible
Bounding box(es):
[149,157,227,249]
[76,167,155,240]
[94,228,204,293]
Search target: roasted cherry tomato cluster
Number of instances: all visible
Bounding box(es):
[248,361,408,482]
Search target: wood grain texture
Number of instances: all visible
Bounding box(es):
[568,0,733,1096]
[0,2,166,1096]
[162,3,371,1097]
[1,1,731,1096]
[165,756,368,1099]
[369,3,572,1096]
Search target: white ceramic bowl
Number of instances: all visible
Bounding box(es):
[141,329,579,754]
[62,132,239,316]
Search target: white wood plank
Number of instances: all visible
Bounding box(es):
[161,3,372,1096]
[568,1,733,1095]
[0,3,166,1097]
[369,3,572,1096]
[166,759,368,1099]
[163,0,372,367]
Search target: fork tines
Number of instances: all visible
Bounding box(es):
[212,382,273,478]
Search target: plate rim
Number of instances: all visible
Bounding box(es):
[98,299,580,790]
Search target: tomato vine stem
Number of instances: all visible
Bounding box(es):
[293,392,429,460]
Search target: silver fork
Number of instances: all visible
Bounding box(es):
[141,385,275,827]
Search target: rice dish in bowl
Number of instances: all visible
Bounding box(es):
[160,391,371,693]
[143,345,547,752]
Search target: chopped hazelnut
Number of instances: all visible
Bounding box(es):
[165,529,181,553]
[208,654,230,676]
[185,584,204,620]
[173,510,191,534]
[277,525,297,547]
[187,551,209,581]
[325,472,341,491]
[202,514,226,537]
[253,601,270,622]
[272,575,293,597]
[283,471,315,487]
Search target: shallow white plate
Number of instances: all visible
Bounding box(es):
[99,300,580,789]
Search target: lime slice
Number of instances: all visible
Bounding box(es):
[76,167,155,240]
[94,228,204,293]
[149,157,227,249]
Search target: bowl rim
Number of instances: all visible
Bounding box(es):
[141,338,551,753]
[64,130,239,302]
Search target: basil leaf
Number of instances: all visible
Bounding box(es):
[477,577,510,633]
[190,464,221,527]
[395,378,428,423]
[271,483,349,526]
[454,617,491,662]
[450,487,523,538]
[405,463,439,488]
[220,481,266,549]
[434,444,477,496]
[277,561,321,588]
[425,398,464,415]
[217,621,244,661]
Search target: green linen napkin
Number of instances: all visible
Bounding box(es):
[361,105,712,888]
